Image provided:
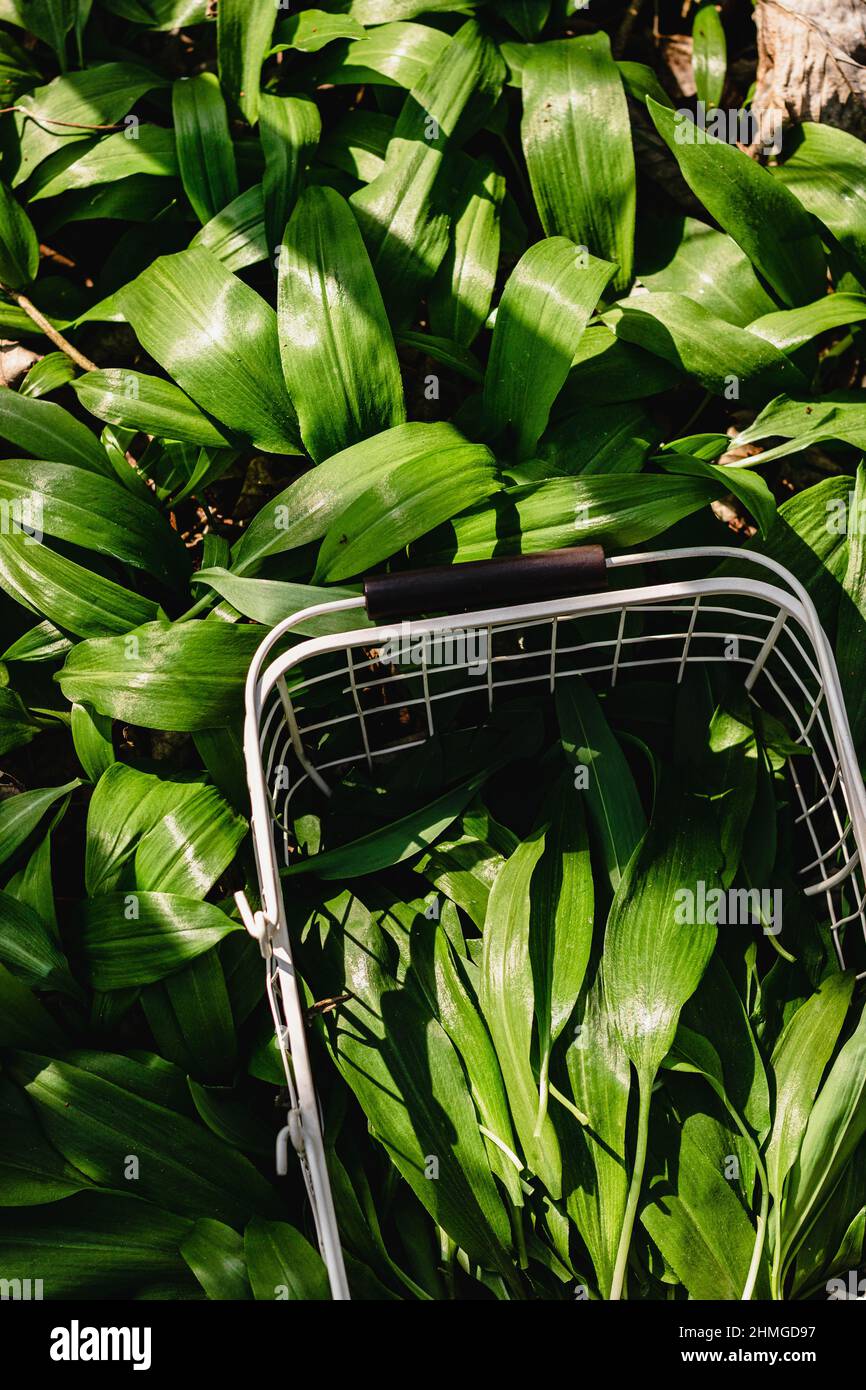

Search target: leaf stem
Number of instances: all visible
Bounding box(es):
[708,1087,770,1300]
[727,1109,770,1301]
[770,1204,785,1300]
[533,1047,550,1137]
[176,592,217,622]
[548,1081,589,1126]
[0,282,97,371]
[610,1070,652,1300]
[0,105,122,130]
[478,1125,524,1172]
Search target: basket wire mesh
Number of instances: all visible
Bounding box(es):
[239,545,866,1301]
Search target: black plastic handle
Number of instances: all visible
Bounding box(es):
[364,545,608,622]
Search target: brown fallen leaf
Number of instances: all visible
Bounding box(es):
[0,338,40,388]
[752,0,866,143]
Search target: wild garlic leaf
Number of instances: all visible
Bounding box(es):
[557,675,645,892]
[481,829,562,1197]
[603,777,720,1085]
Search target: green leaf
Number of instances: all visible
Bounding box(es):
[134,785,246,898]
[529,775,594,1130]
[119,248,301,455]
[429,920,523,1205]
[783,999,866,1269]
[271,10,365,54]
[616,59,674,110]
[71,368,235,447]
[181,1217,251,1299]
[316,20,449,90]
[311,890,516,1283]
[482,238,616,460]
[285,772,486,879]
[747,293,866,353]
[26,125,177,202]
[641,1103,763,1301]
[566,968,630,1297]
[414,803,517,928]
[233,421,479,574]
[722,476,850,641]
[481,829,562,1195]
[260,94,321,259]
[791,1146,866,1298]
[9,819,59,935]
[648,98,826,308]
[839,462,866,751]
[14,64,168,185]
[0,958,67,1049]
[692,3,726,109]
[19,352,77,398]
[319,109,392,184]
[0,1074,86,1205]
[350,1,471,27]
[0,178,38,287]
[217,0,275,126]
[57,620,263,731]
[142,950,238,1084]
[636,214,776,327]
[79,891,241,989]
[421,473,723,564]
[191,568,367,634]
[70,702,115,782]
[774,122,866,278]
[521,35,635,290]
[557,675,646,892]
[0,459,190,587]
[603,293,807,404]
[172,73,239,226]
[49,173,176,228]
[766,972,855,1208]
[0,1191,194,1297]
[658,454,777,538]
[397,329,483,382]
[0,780,80,869]
[278,186,405,463]
[351,20,504,319]
[314,435,498,580]
[0,24,40,98]
[7,1051,275,1229]
[2,622,69,665]
[562,324,682,405]
[604,777,719,1085]
[190,184,268,273]
[244,1218,329,1300]
[85,762,225,896]
[187,1077,272,1157]
[679,954,770,1142]
[0,0,80,69]
[726,395,866,478]
[0,388,112,474]
[537,401,657,477]
[0,889,77,996]
[429,157,505,348]
[98,0,210,28]
[0,686,39,756]
[500,0,550,39]
[55,1048,195,1112]
[0,529,161,637]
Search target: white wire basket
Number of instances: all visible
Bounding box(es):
[237,543,866,1301]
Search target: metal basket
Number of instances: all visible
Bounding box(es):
[237,543,866,1301]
